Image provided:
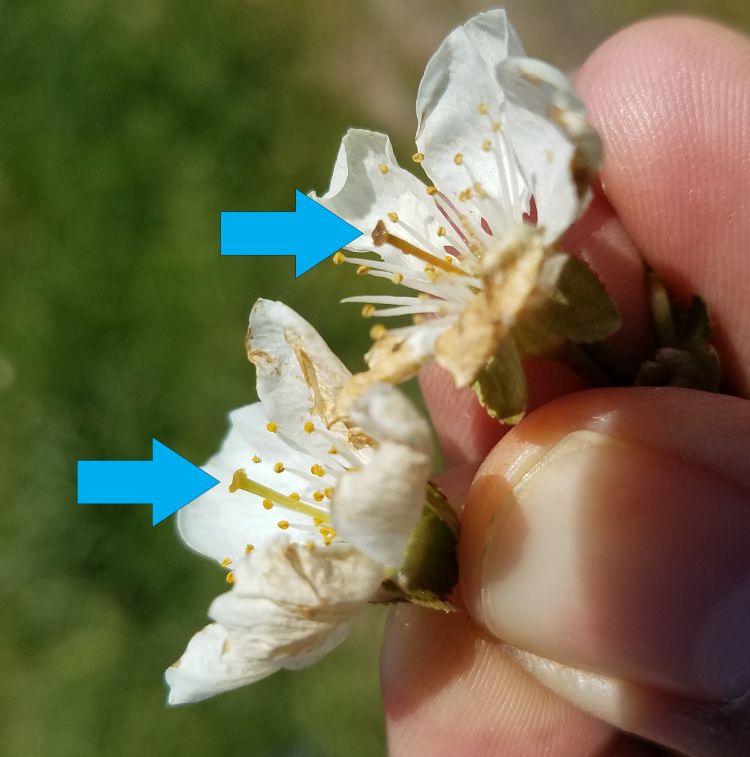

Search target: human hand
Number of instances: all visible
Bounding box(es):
[381,17,750,757]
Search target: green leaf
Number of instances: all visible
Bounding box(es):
[472,337,527,424]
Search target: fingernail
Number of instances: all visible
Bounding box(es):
[481,430,750,700]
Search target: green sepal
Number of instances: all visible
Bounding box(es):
[512,254,621,359]
[636,271,720,391]
[374,483,459,612]
[472,337,526,424]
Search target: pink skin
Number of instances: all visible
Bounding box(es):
[381,17,750,756]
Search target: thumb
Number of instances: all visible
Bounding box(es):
[460,387,750,756]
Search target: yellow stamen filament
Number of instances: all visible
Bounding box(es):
[454,152,463,165]
[310,464,325,477]
[303,421,314,433]
[266,421,277,433]
[226,571,235,584]
[252,455,261,464]
[273,462,285,473]
[332,251,346,265]
[378,163,389,174]
[412,152,425,163]
[372,220,467,276]
[229,469,330,522]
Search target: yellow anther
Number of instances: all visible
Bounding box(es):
[220,557,232,567]
[491,120,502,132]
[245,544,255,554]
[266,421,277,433]
[444,255,454,263]
[361,304,375,318]
[413,314,426,324]
[478,102,488,114]
[303,421,315,433]
[277,520,289,530]
[426,185,438,195]
[370,323,387,340]
[313,517,325,527]
[356,265,370,275]
[319,526,337,545]
[391,272,404,285]
[226,571,236,585]
[482,138,492,152]
[328,446,338,455]
[222,639,231,655]
[412,152,425,163]
[459,188,473,202]
[262,498,273,510]
[332,251,346,265]
[273,462,285,474]
[252,455,261,464]
[310,464,325,477]
[418,292,430,300]
[290,492,301,501]
[387,211,399,223]
[437,225,446,237]
[313,491,325,502]
[378,163,389,174]
[324,487,333,498]
[454,152,463,165]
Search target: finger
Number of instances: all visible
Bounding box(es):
[460,387,750,755]
[574,17,750,395]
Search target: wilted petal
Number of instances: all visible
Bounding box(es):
[247,299,352,455]
[332,387,433,566]
[165,623,277,705]
[210,539,382,664]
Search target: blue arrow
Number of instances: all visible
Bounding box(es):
[77,439,220,526]
[221,190,363,276]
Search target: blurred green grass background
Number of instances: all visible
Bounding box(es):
[0,2,746,756]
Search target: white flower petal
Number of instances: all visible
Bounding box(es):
[177,403,317,564]
[209,539,382,666]
[247,299,352,455]
[332,385,432,566]
[311,129,446,265]
[415,10,530,236]
[332,440,431,567]
[165,623,277,705]
[497,56,601,241]
[415,9,599,243]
